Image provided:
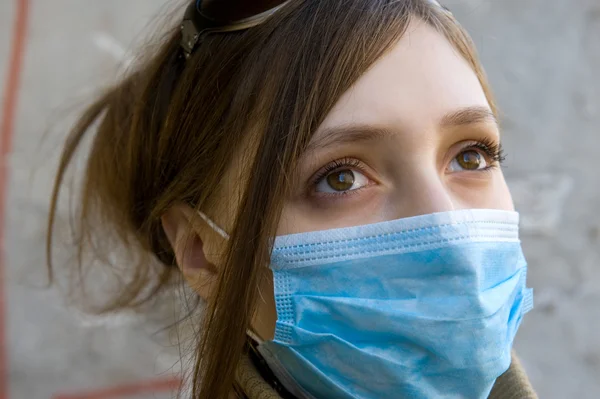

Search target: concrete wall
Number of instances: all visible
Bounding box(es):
[0,0,598,397]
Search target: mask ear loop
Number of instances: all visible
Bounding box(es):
[197,210,230,240]
[196,210,269,332]
[247,328,264,344]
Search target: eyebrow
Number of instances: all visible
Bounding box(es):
[305,124,395,153]
[440,106,498,128]
[305,106,498,153]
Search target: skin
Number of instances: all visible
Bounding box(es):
[161,20,514,342]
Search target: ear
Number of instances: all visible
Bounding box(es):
[161,204,219,300]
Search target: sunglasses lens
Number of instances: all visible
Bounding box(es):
[200,0,289,22]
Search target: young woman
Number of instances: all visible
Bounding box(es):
[47,0,537,397]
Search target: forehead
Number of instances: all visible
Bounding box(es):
[317,19,490,134]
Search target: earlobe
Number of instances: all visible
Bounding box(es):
[161,206,218,299]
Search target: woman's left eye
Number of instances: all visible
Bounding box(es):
[315,168,370,194]
[448,149,489,172]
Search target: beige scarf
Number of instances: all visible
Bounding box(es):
[235,351,538,399]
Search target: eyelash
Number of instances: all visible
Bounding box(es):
[310,157,365,187]
[463,137,506,169]
[309,138,506,196]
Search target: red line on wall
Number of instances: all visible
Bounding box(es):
[51,376,181,399]
[0,0,31,398]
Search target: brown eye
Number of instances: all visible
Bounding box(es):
[314,167,369,194]
[449,150,488,172]
[327,170,355,191]
[457,150,482,170]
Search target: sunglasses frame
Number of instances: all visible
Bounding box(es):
[180,0,291,59]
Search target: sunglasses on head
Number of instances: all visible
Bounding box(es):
[180,0,291,59]
[180,0,451,59]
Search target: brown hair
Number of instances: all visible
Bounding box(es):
[47,0,495,397]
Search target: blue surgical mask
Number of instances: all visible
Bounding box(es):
[199,209,534,399]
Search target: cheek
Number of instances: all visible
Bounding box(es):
[489,172,515,211]
[449,172,515,211]
[251,269,277,340]
[277,190,387,235]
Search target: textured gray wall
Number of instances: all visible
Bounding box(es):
[448,1,600,398]
[0,0,598,398]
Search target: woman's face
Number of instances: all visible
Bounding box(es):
[251,20,514,339]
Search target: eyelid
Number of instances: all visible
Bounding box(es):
[444,138,505,174]
[450,138,504,163]
[308,157,377,196]
[310,157,366,185]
